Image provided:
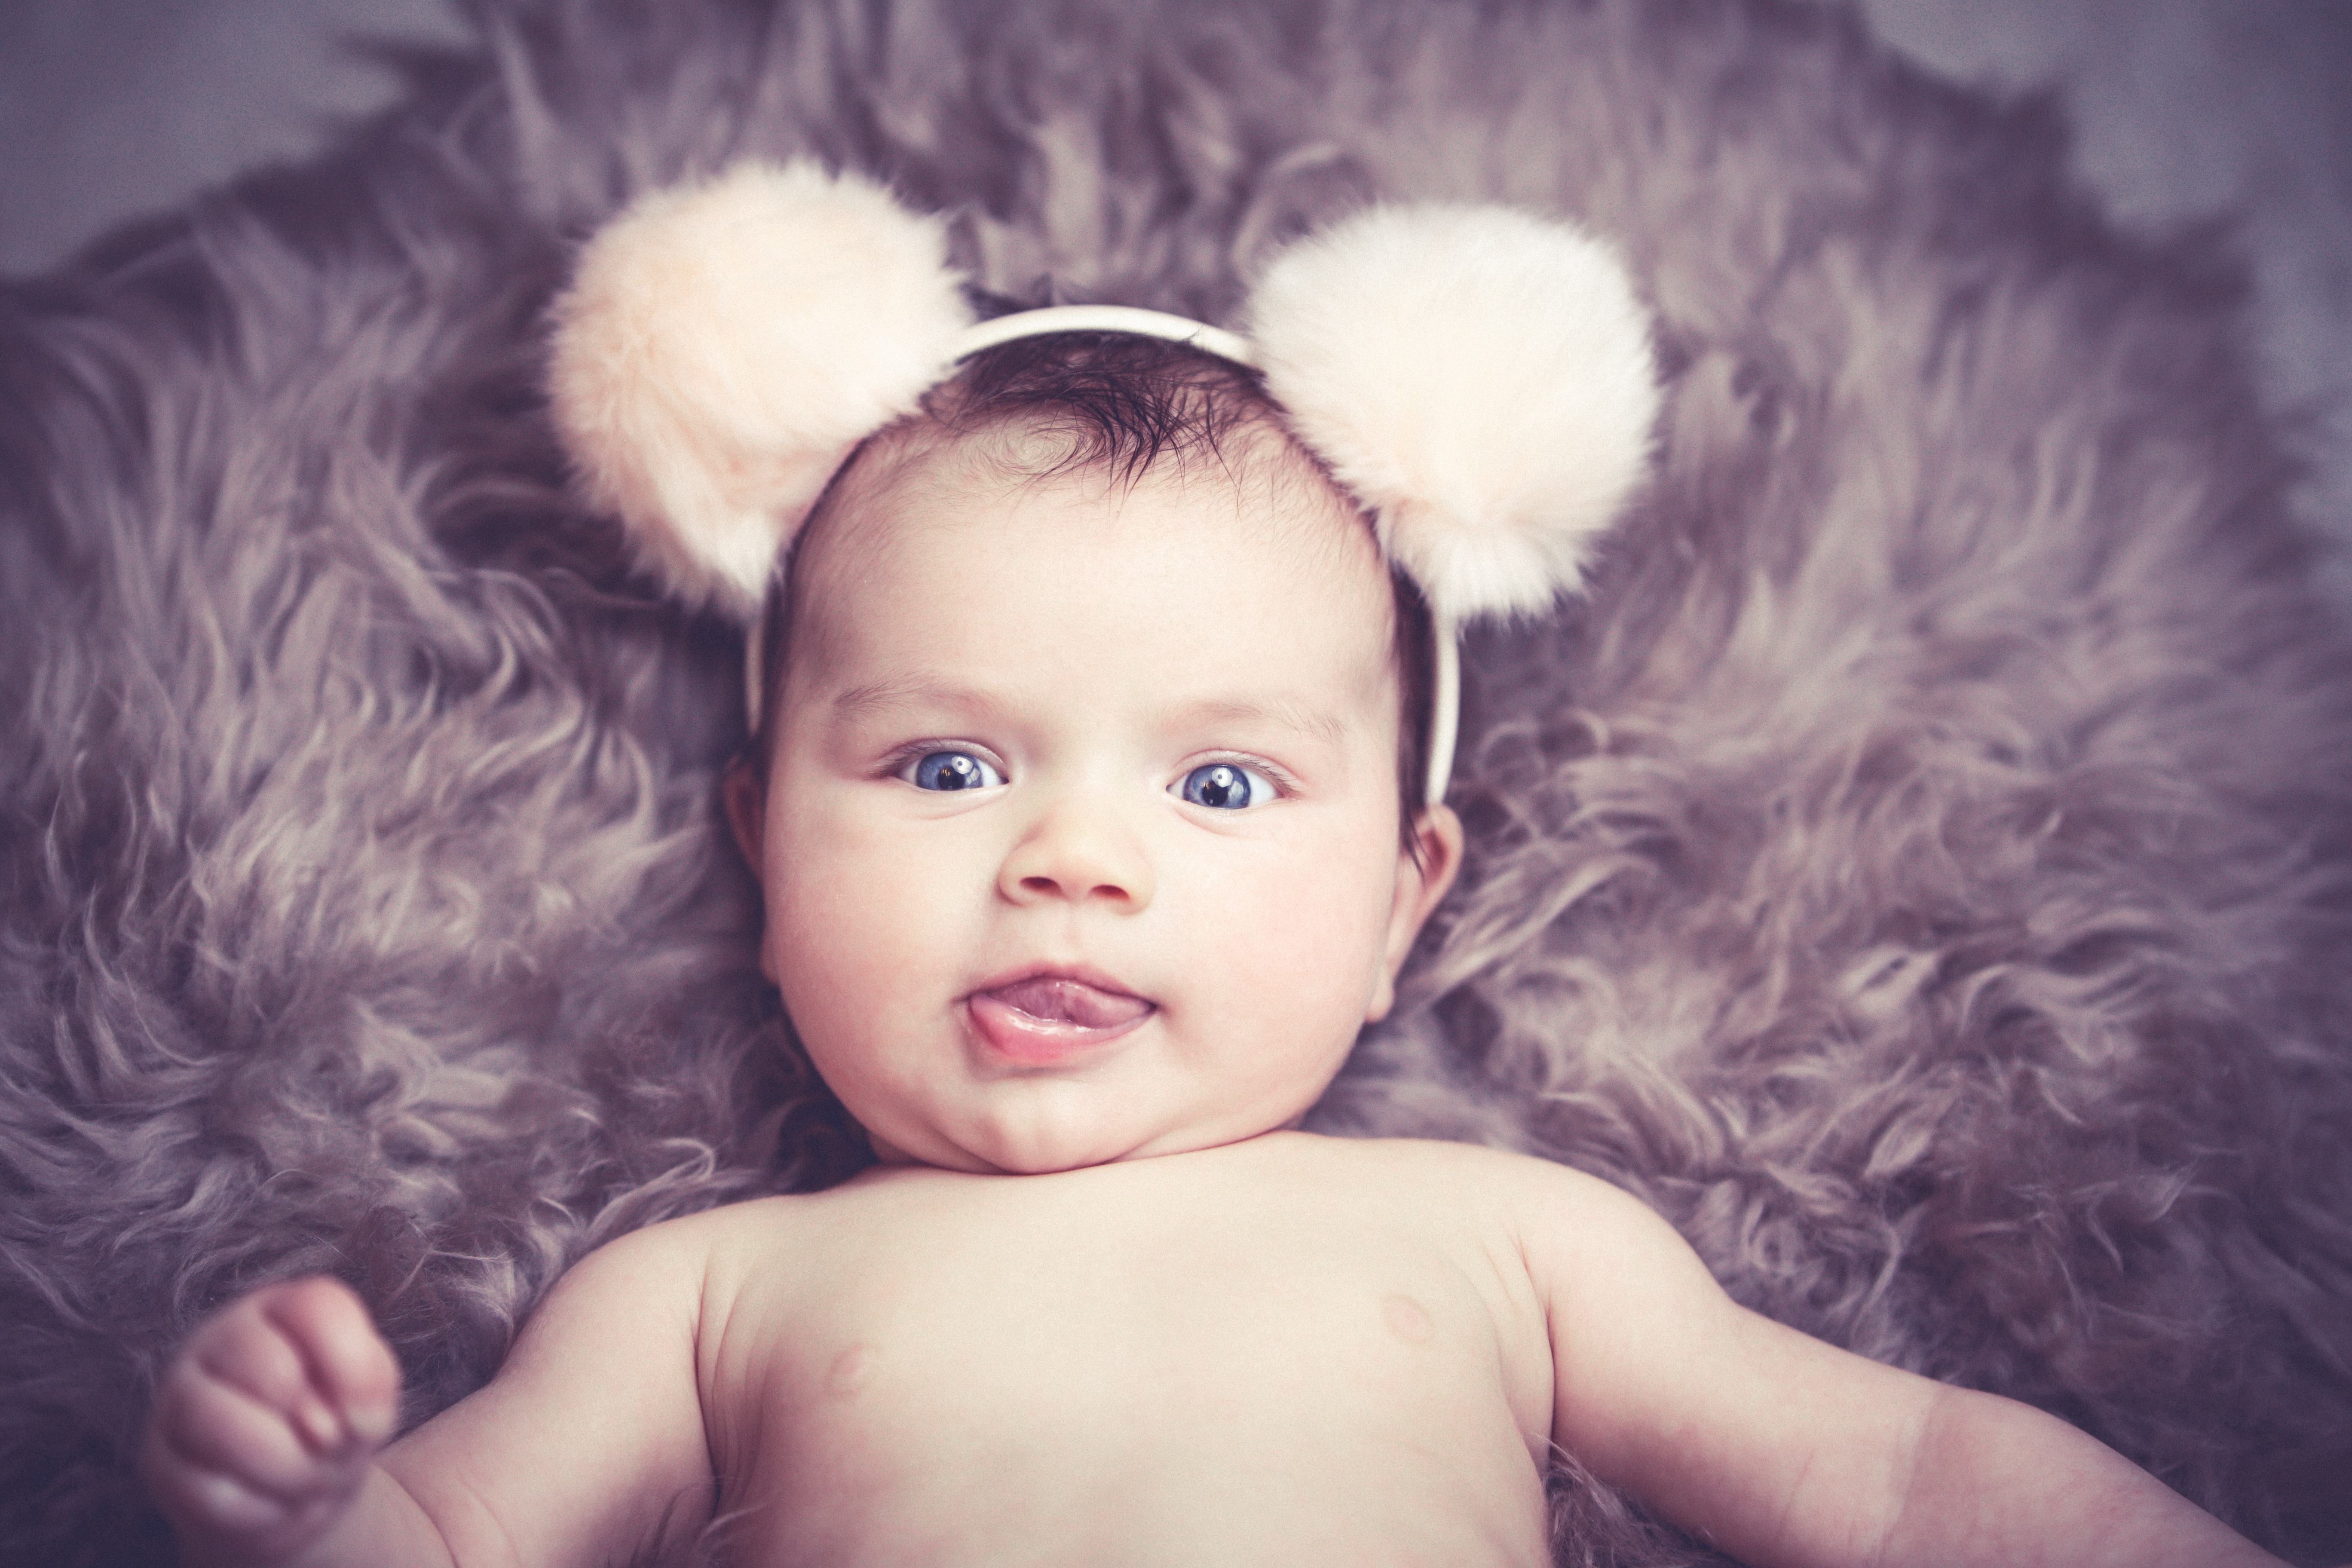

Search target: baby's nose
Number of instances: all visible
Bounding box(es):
[997,790,1154,911]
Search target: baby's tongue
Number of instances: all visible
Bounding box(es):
[987,976,1149,1029]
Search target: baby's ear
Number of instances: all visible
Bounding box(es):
[1367,803,1464,1023]
[722,756,765,870]
[720,757,777,984]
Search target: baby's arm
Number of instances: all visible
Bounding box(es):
[141,1216,719,1568]
[1510,1158,2284,1568]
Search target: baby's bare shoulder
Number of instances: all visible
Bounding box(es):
[1296,1136,1698,1287]
[1291,1132,1629,1209]
[536,1194,819,1323]
[626,1192,824,1279]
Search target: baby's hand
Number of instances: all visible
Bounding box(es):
[140,1276,400,1568]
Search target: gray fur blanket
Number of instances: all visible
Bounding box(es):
[3,1,2349,1563]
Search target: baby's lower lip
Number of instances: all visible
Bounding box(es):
[966,977,1154,1065]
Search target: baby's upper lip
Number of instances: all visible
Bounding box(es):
[970,962,1143,1000]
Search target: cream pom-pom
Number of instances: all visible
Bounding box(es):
[1249,205,1659,625]
[547,160,974,619]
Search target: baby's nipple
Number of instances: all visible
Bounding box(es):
[1382,1294,1434,1344]
[825,1344,874,1398]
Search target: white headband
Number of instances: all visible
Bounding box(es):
[547,159,1659,805]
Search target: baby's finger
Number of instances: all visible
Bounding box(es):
[258,1277,401,1449]
[152,1363,340,1503]
[188,1297,323,1436]
[142,1445,294,1542]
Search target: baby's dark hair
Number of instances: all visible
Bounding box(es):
[750,332,1437,845]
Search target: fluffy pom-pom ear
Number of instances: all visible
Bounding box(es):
[547,160,974,619]
[1249,205,1659,625]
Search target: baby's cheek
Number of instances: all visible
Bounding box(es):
[1225,837,1397,1034]
[766,829,949,1043]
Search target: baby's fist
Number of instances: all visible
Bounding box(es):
[141,1276,400,1568]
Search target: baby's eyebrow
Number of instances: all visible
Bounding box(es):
[826,678,1351,748]
[1172,697,1351,749]
[828,675,993,723]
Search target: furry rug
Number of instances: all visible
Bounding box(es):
[4,0,2349,1562]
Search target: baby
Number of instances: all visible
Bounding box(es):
[141,165,2291,1567]
[141,331,2286,1568]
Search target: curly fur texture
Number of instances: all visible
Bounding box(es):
[2,1,2348,1564]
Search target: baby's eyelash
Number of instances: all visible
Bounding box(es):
[879,740,1005,779]
[1185,753,1297,797]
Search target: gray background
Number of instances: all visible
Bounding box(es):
[3,0,2349,597]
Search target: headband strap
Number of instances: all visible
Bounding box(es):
[953,304,1258,368]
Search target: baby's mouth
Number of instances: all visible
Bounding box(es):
[967,972,1154,1064]
[986,975,1152,1029]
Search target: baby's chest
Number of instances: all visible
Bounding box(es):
[699,1173,1556,1558]
[771,1223,1519,1430]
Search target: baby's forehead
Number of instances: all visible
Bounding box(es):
[834,408,1378,572]
[758,391,1429,815]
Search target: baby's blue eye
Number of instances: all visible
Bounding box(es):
[1178,762,1272,810]
[906,750,1004,791]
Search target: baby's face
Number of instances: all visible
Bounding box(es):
[735,429,1458,1174]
